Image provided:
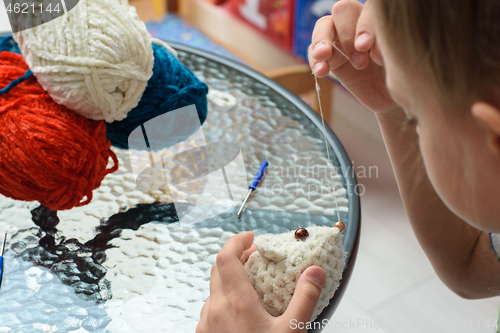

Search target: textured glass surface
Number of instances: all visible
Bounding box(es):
[0,49,349,332]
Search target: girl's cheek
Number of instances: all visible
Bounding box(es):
[421,127,466,217]
[423,145,453,204]
[419,130,444,186]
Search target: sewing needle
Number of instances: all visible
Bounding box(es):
[0,232,7,289]
[237,161,269,216]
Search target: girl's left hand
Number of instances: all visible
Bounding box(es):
[196,231,326,333]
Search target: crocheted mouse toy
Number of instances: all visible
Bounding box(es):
[244,225,344,320]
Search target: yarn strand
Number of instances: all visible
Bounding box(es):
[314,40,350,223]
[0,69,33,95]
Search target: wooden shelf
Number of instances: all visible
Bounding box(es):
[178,0,302,73]
[130,0,168,22]
[177,0,338,126]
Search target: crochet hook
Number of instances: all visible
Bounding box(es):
[237,161,269,217]
[0,232,6,290]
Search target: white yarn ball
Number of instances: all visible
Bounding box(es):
[13,0,154,122]
[245,225,345,320]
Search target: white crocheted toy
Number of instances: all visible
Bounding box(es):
[244,225,344,320]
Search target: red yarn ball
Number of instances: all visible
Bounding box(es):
[0,51,119,211]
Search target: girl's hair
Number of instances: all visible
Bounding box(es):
[374,0,500,109]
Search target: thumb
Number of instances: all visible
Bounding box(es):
[282,266,325,325]
[353,1,376,69]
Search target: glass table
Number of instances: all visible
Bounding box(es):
[0,40,360,333]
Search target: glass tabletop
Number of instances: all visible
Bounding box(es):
[0,41,360,333]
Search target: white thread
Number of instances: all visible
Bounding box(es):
[326,40,350,60]
[152,38,178,59]
[13,0,154,122]
[314,40,349,222]
[60,0,68,14]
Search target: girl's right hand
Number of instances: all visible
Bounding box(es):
[308,0,398,114]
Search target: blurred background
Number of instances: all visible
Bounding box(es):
[1,1,499,332]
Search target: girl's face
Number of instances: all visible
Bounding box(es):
[365,1,500,232]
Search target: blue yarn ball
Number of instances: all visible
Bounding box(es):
[0,36,21,54]
[106,43,209,150]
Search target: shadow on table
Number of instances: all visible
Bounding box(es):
[14,203,346,309]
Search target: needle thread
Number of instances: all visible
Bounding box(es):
[326,40,350,60]
[314,40,348,223]
[1,232,6,256]
[314,77,341,223]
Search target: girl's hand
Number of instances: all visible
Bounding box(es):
[308,0,398,113]
[196,232,326,333]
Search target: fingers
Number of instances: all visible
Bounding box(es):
[209,263,224,297]
[216,232,256,294]
[309,16,335,78]
[197,296,211,333]
[199,296,210,323]
[282,266,325,324]
[354,0,378,68]
[240,244,257,264]
[309,45,330,78]
[311,15,335,60]
[354,9,375,52]
[310,0,369,76]
[200,232,277,332]
[331,0,365,69]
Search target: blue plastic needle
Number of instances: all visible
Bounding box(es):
[237,161,269,216]
[0,232,6,289]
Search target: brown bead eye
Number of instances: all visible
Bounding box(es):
[334,221,345,232]
[295,228,309,241]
